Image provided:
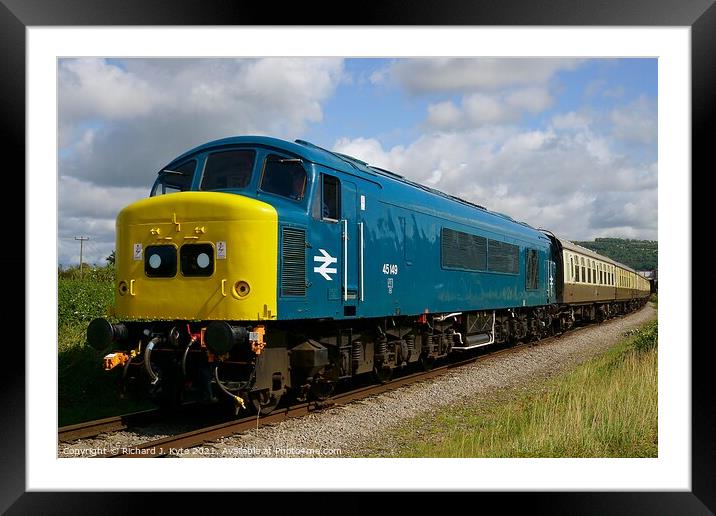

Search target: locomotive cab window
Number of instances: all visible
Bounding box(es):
[321,174,341,221]
[151,160,196,196]
[260,155,307,201]
[200,149,255,191]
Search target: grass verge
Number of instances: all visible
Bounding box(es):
[378,318,658,458]
[58,266,152,426]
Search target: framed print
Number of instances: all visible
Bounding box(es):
[3,0,708,512]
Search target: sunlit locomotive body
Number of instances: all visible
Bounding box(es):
[88,136,651,412]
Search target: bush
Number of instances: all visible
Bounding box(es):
[57,266,115,327]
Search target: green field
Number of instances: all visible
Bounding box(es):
[376,316,658,458]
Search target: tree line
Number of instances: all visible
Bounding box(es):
[573,238,657,271]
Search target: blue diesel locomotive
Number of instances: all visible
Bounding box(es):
[87,136,651,412]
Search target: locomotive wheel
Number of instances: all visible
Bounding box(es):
[373,364,393,383]
[310,379,336,401]
[250,389,281,415]
[419,354,435,371]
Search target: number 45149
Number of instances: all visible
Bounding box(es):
[382,264,398,275]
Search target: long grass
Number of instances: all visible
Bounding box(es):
[392,319,658,458]
[58,266,152,426]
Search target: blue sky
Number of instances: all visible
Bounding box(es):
[58,57,657,266]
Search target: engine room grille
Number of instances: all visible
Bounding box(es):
[488,239,519,274]
[441,227,487,271]
[281,227,306,296]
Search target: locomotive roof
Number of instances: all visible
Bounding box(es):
[169,135,547,243]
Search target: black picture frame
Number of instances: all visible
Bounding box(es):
[3,0,706,513]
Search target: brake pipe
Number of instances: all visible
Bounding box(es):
[144,337,161,385]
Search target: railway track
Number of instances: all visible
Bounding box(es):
[58,402,230,443]
[98,341,530,457]
[59,408,161,442]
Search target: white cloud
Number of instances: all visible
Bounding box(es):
[506,87,553,114]
[463,93,510,124]
[59,176,148,220]
[59,58,161,123]
[425,88,555,130]
[57,177,154,265]
[426,101,462,129]
[59,58,345,188]
[610,95,657,145]
[552,111,591,131]
[390,58,582,94]
[333,121,657,241]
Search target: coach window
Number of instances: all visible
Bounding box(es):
[321,174,340,221]
[570,257,575,282]
[200,149,255,191]
[586,260,590,283]
[580,257,585,283]
[599,264,603,284]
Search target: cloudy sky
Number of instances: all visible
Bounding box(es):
[58,57,657,266]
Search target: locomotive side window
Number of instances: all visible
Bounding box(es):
[260,155,307,200]
[152,160,196,196]
[200,149,255,191]
[525,249,539,290]
[322,174,341,221]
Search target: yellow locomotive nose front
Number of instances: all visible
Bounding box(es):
[114,192,278,322]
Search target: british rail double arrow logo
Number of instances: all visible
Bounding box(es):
[313,249,338,280]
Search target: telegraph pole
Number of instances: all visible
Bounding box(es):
[75,236,89,279]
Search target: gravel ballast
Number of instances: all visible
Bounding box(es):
[183,304,657,458]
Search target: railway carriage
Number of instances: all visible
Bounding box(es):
[87,135,651,412]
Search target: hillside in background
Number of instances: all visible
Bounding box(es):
[573,238,657,271]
